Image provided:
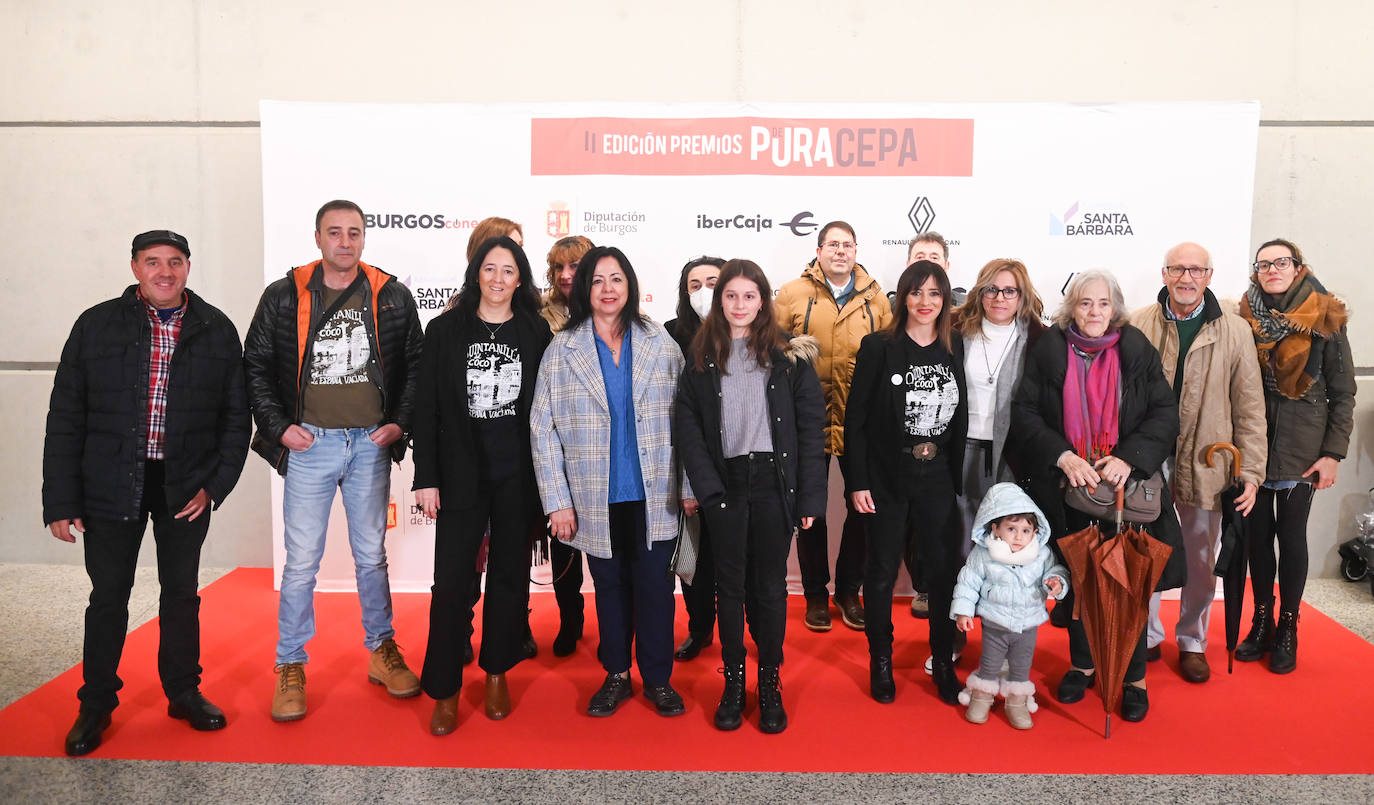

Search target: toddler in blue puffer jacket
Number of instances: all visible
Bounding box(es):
[950,482,1067,729]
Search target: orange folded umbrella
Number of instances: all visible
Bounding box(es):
[1058,485,1173,738]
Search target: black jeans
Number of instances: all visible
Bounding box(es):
[422,473,534,700]
[550,536,586,629]
[795,453,866,600]
[863,460,961,661]
[680,513,716,639]
[79,459,210,712]
[703,453,791,667]
[1246,483,1315,614]
[585,501,675,686]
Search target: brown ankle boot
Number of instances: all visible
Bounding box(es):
[430,695,459,735]
[485,673,511,719]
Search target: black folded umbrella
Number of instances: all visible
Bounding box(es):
[1207,443,1248,673]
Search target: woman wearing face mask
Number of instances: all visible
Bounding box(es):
[664,256,726,662]
[537,235,595,658]
[674,259,825,733]
[1012,269,1182,724]
[1235,239,1355,674]
[530,246,697,718]
[846,261,968,706]
[411,237,552,734]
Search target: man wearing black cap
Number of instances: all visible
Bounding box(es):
[42,230,251,756]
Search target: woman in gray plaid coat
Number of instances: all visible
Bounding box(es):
[530,245,697,719]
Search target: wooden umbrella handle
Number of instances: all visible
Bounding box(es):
[1205,442,1242,482]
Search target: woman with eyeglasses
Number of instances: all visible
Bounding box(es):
[953,260,1046,545]
[1235,239,1355,674]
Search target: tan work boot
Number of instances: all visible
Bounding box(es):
[271,662,307,722]
[368,639,421,698]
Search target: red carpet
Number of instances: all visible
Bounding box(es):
[3,567,1373,773]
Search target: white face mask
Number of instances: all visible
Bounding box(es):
[689,286,715,320]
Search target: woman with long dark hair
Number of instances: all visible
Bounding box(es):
[412,236,551,735]
[674,259,826,733]
[530,246,697,718]
[846,261,968,705]
[1012,269,1182,723]
[1236,239,1355,674]
[664,256,725,662]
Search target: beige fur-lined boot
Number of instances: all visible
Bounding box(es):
[1003,679,1038,730]
[958,673,1001,724]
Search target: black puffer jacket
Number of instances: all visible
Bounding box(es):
[243,261,423,474]
[1011,323,1184,591]
[42,287,251,524]
[673,336,828,525]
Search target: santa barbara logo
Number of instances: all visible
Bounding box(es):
[401,277,462,311]
[1048,201,1135,237]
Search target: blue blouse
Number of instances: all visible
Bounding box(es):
[595,326,646,504]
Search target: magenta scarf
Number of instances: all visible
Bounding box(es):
[1062,325,1121,461]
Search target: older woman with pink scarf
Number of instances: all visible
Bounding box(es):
[1011,270,1183,725]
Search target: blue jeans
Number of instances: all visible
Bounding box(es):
[276,424,394,665]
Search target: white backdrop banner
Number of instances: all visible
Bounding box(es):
[260,100,1259,593]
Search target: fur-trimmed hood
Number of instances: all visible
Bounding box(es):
[783,334,820,365]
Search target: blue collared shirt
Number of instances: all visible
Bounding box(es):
[595,326,646,504]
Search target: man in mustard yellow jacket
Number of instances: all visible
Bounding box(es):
[774,221,892,631]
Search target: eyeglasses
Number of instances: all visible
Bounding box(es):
[1164,265,1212,279]
[822,241,856,252]
[981,286,1021,300]
[1252,256,1298,273]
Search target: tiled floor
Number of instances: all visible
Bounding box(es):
[4,563,1372,804]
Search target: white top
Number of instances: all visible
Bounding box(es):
[965,319,1017,440]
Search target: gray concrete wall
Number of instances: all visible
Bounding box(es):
[3,1,1370,575]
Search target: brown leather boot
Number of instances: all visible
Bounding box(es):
[430,695,459,735]
[271,663,307,722]
[367,639,421,698]
[485,673,511,719]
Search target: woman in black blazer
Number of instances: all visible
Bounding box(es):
[846,261,968,706]
[411,236,553,735]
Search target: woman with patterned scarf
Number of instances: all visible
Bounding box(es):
[1012,269,1183,724]
[1235,239,1356,674]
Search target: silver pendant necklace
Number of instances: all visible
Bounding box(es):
[981,327,1015,385]
[479,318,507,341]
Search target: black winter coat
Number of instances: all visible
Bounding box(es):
[409,309,552,510]
[42,287,251,524]
[243,261,423,474]
[673,337,828,526]
[844,332,968,498]
[1011,323,1185,591]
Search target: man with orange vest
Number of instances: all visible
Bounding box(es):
[244,199,424,722]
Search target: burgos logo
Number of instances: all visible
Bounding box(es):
[1049,202,1135,237]
[546,201,571,237]
[908,197,936,234]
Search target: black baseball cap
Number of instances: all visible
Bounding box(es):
[131,230,191,259]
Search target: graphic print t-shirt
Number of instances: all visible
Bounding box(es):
[301,284,383,428]
[901,335,957,445]
[467,321,521,480]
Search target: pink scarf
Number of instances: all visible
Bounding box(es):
[1062,325,1121,461]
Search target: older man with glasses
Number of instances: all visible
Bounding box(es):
[1129,241,1267,683]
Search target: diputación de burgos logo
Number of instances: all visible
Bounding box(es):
[583,209,646,237]
[1048,202,1135,236]
[363,212,481,231]
[546,202,572,237]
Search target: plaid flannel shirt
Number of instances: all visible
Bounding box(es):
[141,292,185,459]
